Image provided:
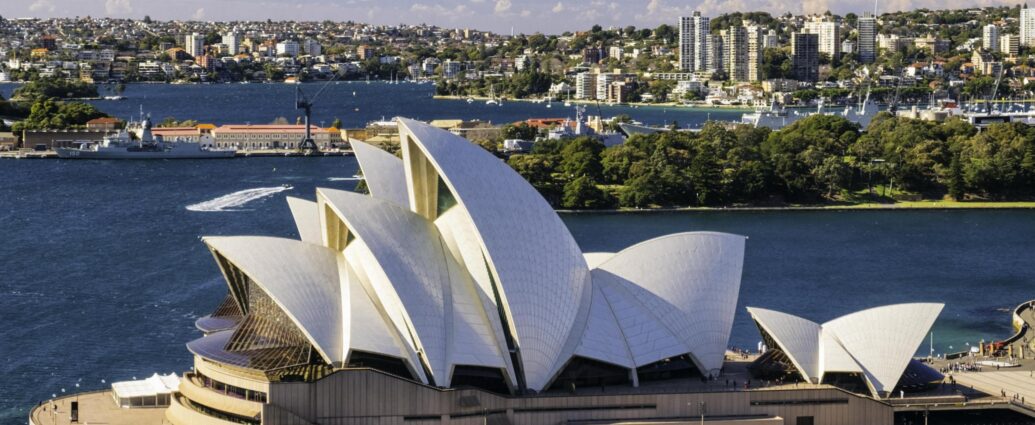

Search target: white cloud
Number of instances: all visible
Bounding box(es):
[646,0,661,14]
[494,0,512,14]
[802,0,829,14]
[551,2,565,12]
[409,3,474,19]
[28,0,55,12]
[192,7,205,20]
[520,9,530,16]
[104,0,133,15]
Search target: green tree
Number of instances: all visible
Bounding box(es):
[11,98,107,132]
[12,78,98,100]
[559,137,605,181]
[562,175,613,209]
[762,115,859,200]
[502,123,538,140]
[956,122,1035,198]
[601,143,645,183]
[508,153,561,205]
[947,153,965,201]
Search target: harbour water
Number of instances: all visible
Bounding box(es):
[1,157,1033,424]
[0,82,746,128]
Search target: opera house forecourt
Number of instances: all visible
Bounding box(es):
[34,119,962,425]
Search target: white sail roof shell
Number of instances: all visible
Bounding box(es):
[595,272,689,366]
[203,236,417,374]
[583,252,614,269]
[822,303,943,395]
[203,236,344,364]
[591,232,745,374]
[285,197,322,244]
[339,257,422,371]
[398,118,590,391]
[820,329,862,375]
[351,139,409,207]
[317,188,509,387]
[746,307,822,381]
[749,303,943,396]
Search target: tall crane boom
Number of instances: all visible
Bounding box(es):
[295,71,341,153]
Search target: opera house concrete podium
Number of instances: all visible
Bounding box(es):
[163,119,937,425]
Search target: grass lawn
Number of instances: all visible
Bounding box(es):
[568,184,1035,212]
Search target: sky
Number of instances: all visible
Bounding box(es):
[14,0,1022,34]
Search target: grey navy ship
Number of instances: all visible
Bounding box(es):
[56,115,235,159]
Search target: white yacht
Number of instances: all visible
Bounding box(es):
[55,115,236,159]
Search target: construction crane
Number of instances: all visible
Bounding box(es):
[294,72,341,153]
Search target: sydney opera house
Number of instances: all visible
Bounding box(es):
[157,119,944,425]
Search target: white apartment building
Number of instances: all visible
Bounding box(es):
[515,54,530,71]
[595,73,617,101]
[722,24,761,82]
[679,12,709,72]
[222,32,240,55]
[303,39,322,56]
[707,34,723,72]
[575,72,596,100]
[983,24,999,51]
[724,26,747,81]
[857,15,876,63]
[185,33,204,57]
[422,57,441,74]
[1022,5,1035,46]
[138,61,175,79]
[442,59,462,78]
[804,17,840,58]
[276,40,300,57]
[746,25,763,82]
[1001,34,1020,56]
[762,29,779,48]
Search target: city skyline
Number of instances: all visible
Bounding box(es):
[14,0,1029,34]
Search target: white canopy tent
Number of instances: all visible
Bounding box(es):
[111,373,180,408]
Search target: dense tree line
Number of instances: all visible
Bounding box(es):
[12,78,99,100]
[436,68,554,99]
[505,114,1035,209]
[10,98,107,132]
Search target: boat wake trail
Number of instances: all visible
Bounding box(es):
[327,176,364,181]
[186,186,292,212]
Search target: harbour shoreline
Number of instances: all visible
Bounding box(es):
[557,201,1035,213]
[431,94,756,110]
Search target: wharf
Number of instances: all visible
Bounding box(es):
[236,149,353,157]
[0,150,57,159]
[0,149,354,159]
